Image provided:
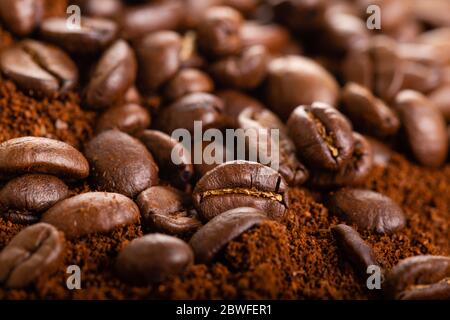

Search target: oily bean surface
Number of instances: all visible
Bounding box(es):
[0,0,44,36]
[96,103,150,134]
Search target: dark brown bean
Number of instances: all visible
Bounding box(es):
[0,223,65,288]
[0,0,44,36]
[116,233,193,284]
[41,192,140,239]
[428,84,450,121]
[240,22,292,55]
[217,90,264,126]
[85,130,159,198]
[96,103,150,134]
[85,40,137,109]
[365,136,392,168]
[0,137,89,180]
[70,0,123,19]
[192,160,289,221]
[189,207,268,263]
[328,188,406,234]
[287,102,354,170]
[164,68,214,102]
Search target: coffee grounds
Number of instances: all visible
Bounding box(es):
[0,150,448,299]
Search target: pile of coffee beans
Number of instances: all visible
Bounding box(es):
[0,0,449,299]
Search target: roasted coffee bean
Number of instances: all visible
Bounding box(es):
[217,90,264,126]
[355,0,410,33]
[210,45,268,89]
[341,83,400,137]
[183,0,223,29]
[225,0,258,14]
[116,233,193,284]
[119,0,184,39]
[0,0,44,36]
[137,186,202,235]
[124,86,142,104]
[70,0,123,19]
[266,55,339,120]
[328,188,406,234]
[137,130,193,189]
[411,0,450,28]
[238,107,309,185]
[0,40,78,97]
[192,139,233,179]
[85,130,159,198]
[240,22,292,55]
[0,174,69,223]
[41,192,140,238]
[365,136,392,167]
[395,90,448,167]
[164,68,214,102]
[85,40,137,109]
[287,103,354,171]
[331,224,378,274]
[311,133,373,188]
[40,17,118,55]
[400,60,441,94]
[135,31,181,92]
[384,255,450,300]
[192,161,289,221]
[156,93,227,134]
[273,0,327,32]
[0,137,89,180]
[96,103,150,134]
[0,223,64,288]
[189,207,268,263]
[417,28,450,65]
[196,6,243,57]
[428,84,450,121]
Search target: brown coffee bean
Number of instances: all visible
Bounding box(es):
[238,107,309,185]
[287,102,354,170]
[40,17,119,55]
[0,174,69,223]
[331,224,378,274]
[365,136,392,168]
[116,233,193,284]
[41,192,140,238]
[240,22,292,55]
[400,60,441,94]
[196,6,243,57]
[356,0,410,33]
[225,0,258,14]
[0,223,64,288]
[70,0,123,19]
[192,160,289,221]
[411,0,450,27]
[189,207,268,263]
[428,84,450,121]
[273,0,327,32]
[135,31,181,92]
[341,82,400,137]
[164,68,214,102]
[124,86,142,104]
[384,255,450,300]
[311,133,374,188]
[85,40,137,109]
[395,90,448,167]
[192,139,232,179]
[328,188,406,234]
[0,40,78,97]
[137,130,193,189]
[0,137,89,180]
[266,55,339,120]
[183,0,223,29]
[155,93,227,134]
[85,130,159,198]
[0,0,44,36]
[96,103,150,134]
[217,90,264,126]
[137,186,202,235]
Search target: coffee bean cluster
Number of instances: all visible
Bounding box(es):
[0,0,449,299]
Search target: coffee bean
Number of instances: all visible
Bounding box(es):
[240,22,292,55]
[400,60,441,94]
[192,160,289,221]
[41,192,140,239]
[384,255,450,300]
[0,223,65,288]
[137,130,193,189]
[238,107,309,185]
[189,207,268,263]
[412,0,450,27]
[0,0,44,36]
[266,55,339,120]
[341,83,400,137]
[96,103,150,134]
[116,233,193,284]
[70,0,123,19]
[365,136,392,167]
[217,90,264,126]
[0,137,89,180]
[196,6,243,57]
[225,0,259,14]
[428,84,450,121]
[164,68,214,102]
[124,86,142,104]
[85,130,159,198]
[40,16,119,55]
[311,133,374,188]
[287,102,354,170]
[395,90,448,167]
[210,45,268,89]
[137,186,202,235]
[155,93,227,134]
[0,174,69,224]
[0,40,78,97]
[85,40,137,109]
[135,31,181,92]
[331,224,378,274]
[327,188,406,234]
[273,0,327,32]
[193,139,233,179]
